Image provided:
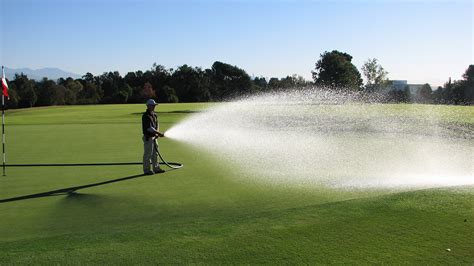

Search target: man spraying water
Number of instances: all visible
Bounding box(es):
[142,99,165,175]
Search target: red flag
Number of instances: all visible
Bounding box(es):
[1,67,9,98]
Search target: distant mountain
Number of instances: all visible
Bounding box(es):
[3,67,81,81]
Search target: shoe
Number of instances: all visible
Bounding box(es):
[154,167,165,174]
[144,171,155,175]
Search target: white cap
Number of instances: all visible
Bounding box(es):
[146,99,158,106]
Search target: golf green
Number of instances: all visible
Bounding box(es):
[0,103,472,264]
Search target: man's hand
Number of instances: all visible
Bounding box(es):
[156,132,165,138]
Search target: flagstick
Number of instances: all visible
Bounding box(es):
[2,94,5,176]
[1,65,6,176]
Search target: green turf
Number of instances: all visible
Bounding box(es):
[0,103,472,264]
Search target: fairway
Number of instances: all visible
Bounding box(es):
[0,103,473,264]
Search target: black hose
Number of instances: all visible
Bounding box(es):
[155,140,183,169]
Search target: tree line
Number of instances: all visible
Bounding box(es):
[5,51,473,109]
[6,61,311,109]
[311,51,473,105]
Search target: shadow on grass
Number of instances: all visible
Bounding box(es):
[131,110,201,115]
[5,162,142,167]
[0,173,147,203]
[5,162,182,168]
[60,191,106,202]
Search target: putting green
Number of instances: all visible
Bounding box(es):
[0,103,472,264]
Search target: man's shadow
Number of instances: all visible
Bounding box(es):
[0,173,147,203]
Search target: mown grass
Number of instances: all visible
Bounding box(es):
[0,103,472,264]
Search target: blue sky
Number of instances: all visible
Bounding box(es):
[1,0,472,87]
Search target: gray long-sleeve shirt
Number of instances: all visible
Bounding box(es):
[142,110,159,137]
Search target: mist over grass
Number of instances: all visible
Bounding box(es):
[166,88,473,190]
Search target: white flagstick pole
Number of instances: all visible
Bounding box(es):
[2,66,5,176]
[2,92,5,176]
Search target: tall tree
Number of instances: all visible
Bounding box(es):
[11,74,37,108]
[36,78,57,106]
[432,86,444,104]
[268,77,280,89]
[140,82,156,100]
[99,71,122,103]
[209,61,252,99]
[361,58,389,91]
[59,77,83,104]
[450,81,466,105]
[312,50,363,90]
[171,65,210,102]
[253,77,268,91]
[280,75,309,88]
[416,83,432,103]
[461,65,474,104]
[161,85,179,103]
[149,63,172,99]
[78,74,101,104]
